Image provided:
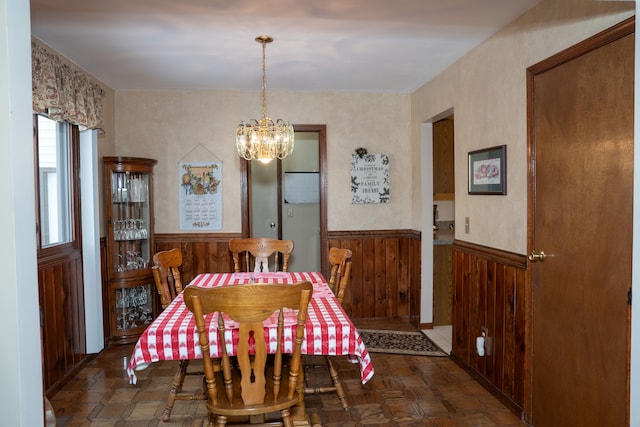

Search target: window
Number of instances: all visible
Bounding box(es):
[35,115,78,248]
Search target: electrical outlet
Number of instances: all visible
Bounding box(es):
[465,217,470,234]
[476,336,485,356]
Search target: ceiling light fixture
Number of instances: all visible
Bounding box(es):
[235,35,294,163]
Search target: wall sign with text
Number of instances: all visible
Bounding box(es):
[351,153,390,204]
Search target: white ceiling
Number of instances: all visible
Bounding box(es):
[30,0,540,93]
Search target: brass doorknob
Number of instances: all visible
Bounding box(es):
[528,250,547,262]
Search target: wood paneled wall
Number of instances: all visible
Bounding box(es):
[153,230,422,324]
[39,249,86,396]
[328,230,421,324]
[154,233,240,284]
[451,240,527,415]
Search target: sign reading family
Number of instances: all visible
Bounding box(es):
[351,153,390,204]
[179,162,222,230]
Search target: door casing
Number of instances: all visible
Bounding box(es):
[241,124,329,275]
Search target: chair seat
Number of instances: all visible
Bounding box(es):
[207,366,300,417]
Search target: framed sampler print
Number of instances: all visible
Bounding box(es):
[468,145,506,195]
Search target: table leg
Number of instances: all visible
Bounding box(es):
[162,360,189,422]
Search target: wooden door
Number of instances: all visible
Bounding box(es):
[527,19,633,426]
[34,116,86,395]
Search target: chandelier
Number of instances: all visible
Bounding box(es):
[235,35,294,163]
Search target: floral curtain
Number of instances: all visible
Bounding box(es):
[31,41,104,131]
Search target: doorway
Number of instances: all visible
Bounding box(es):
[420,113,456,353]
[242,125,328,274]
[527,18,633,425]
[432,116,455,324]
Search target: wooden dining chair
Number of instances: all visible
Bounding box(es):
[304,246,352,410]
[184,282,313,427]
[327,247,353,305]
[152,248,184,309]
[229,237,294,273]
[152,248,208,422]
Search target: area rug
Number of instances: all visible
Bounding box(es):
[359,329,448,357]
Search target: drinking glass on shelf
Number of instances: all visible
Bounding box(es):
[115,174,121,202]
[126,219,132,239]
[139,219,148,238]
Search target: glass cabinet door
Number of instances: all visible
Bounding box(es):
[109,170,151,274]
[114,282,154,332]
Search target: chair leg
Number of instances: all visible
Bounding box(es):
[281,408,293,427]
[213,414,227,427]
[162,359,189,422]
[325,357,349,410]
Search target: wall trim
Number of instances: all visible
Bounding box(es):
[156,230,421,242]
[453,239,527,269]
[155,232,241,243]
[328,229,421,240]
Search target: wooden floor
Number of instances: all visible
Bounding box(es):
[49,318,524,427]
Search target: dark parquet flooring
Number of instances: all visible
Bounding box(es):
[49,318,524,427]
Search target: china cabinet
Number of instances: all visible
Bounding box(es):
[103,156,157,345]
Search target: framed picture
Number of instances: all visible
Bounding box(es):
[468,145,507,195]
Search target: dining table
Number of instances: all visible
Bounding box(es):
[127,271,374,425]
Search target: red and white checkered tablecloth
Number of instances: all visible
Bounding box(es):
[127,272,374,384]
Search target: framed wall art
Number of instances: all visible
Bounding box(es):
[468,145,506,195]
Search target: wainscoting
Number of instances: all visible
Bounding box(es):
[153,230,422,324]
[328,229,421,324]
[450,240,527,415]
[39,248,87,396]
[154,233,239,284]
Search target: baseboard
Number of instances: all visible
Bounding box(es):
[449,351,523,419]
[46,353,97,398]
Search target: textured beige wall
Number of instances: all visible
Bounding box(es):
[411,0,634,254]
[115,90,410,233]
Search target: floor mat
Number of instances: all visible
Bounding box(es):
[359,329,448,357]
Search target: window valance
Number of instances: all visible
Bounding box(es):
[31,41,104,131]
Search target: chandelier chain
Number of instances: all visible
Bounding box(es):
[261,38,267,119]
